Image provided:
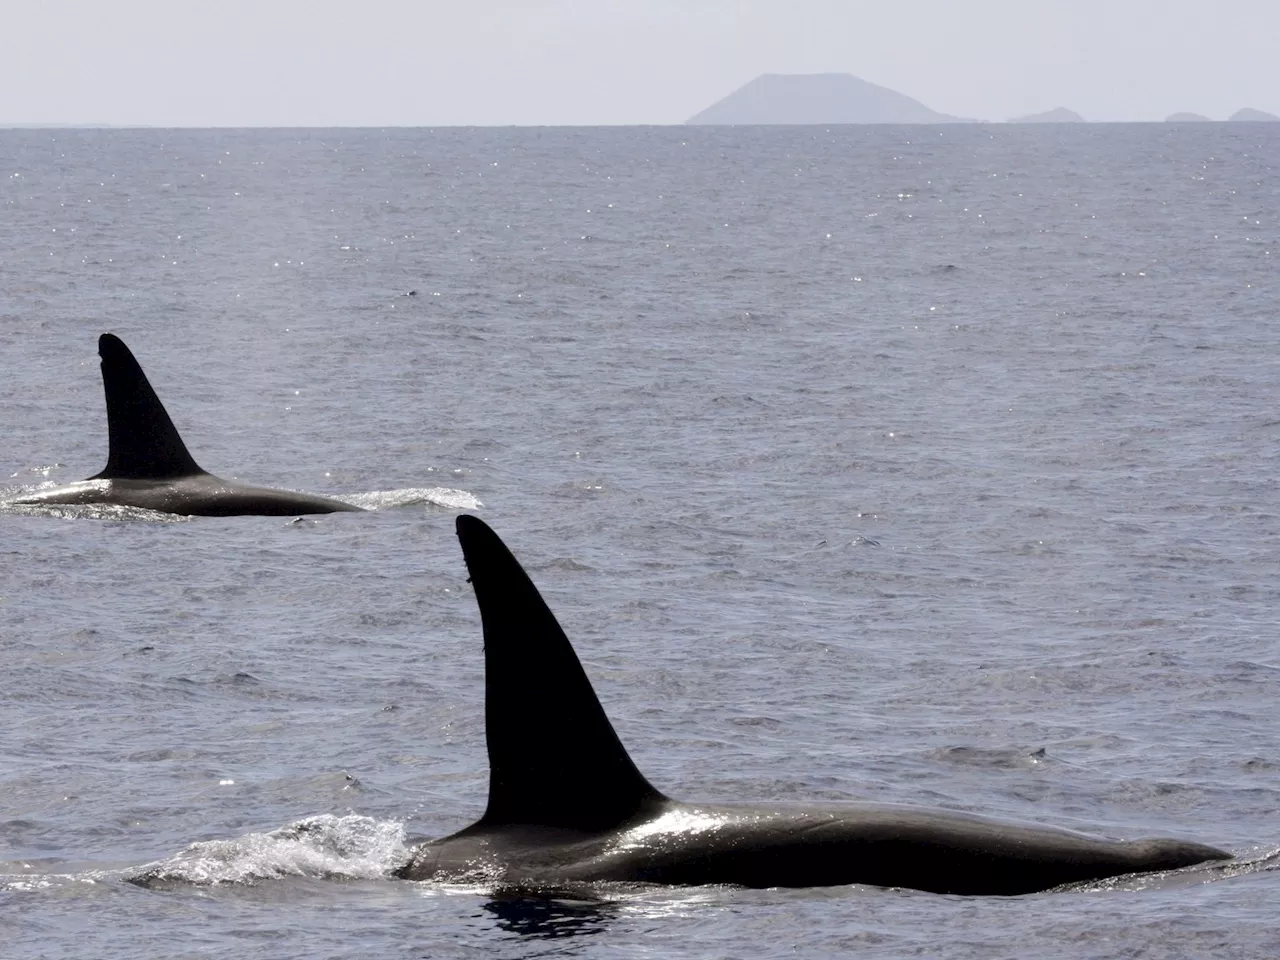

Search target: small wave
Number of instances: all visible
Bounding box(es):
[929,745,1049,770]
[1201,845,1280,881]
[125,815,409,887]
[0,870,114,893]
[343,487,483,511]
[528,557,595,573]
[1062,845,1279,893]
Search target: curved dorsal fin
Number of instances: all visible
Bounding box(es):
[89,334,204,480]
[455,515,667,831]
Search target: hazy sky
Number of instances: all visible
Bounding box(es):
[2,0,1277,126]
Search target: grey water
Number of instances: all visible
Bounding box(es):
[1,123,1278,957]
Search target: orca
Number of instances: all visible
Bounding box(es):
[395,516,1230,894]
[9,334,364,517]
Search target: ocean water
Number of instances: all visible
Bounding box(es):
[1,123,1279,958]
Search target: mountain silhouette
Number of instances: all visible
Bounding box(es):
[1228,107,1279,122]
[1009,107,1085,123]
[686,74,967,125]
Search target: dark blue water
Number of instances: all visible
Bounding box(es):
[2,124,1278,958]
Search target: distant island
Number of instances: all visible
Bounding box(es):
[1229,107,1279,122]
[1009,107,1084,123]
[684,75,1280,126]
[686,73,968,125]
[1159,109,1280,122]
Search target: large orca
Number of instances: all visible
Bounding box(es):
[9,334,363,517]
[395,516,1230,894]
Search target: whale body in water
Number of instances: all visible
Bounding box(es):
[395,516,1230,894]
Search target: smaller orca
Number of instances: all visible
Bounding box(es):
[395,516,1230,894]
[10,334,364,517]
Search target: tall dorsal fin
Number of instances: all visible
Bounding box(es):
[89,333,204,480]
[456,515,668,831]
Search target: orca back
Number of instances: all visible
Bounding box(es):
[89,333,204,481]
[455,515,667,831]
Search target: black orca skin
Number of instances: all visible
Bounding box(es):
[11,334,363,517]
[395,516,1230,895]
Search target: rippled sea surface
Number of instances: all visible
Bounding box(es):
[2,124,1279,958]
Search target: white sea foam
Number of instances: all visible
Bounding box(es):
[341,487,483,511]
[126,815,409,886]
